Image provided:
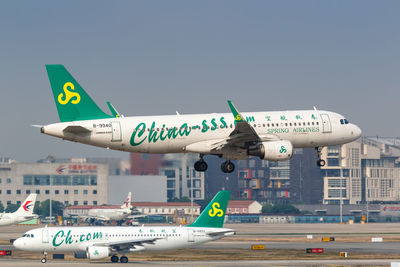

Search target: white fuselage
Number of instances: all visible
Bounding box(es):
[86,208,131,221]
[0,213,36,226]
[42,110,361,159]
[13,226,233,252]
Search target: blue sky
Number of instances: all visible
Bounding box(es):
[1,1,399,161]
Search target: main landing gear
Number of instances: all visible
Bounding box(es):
[221,160,235,173]
[194,155,208,172]
[315,147,326,167]
[110,255,129,263]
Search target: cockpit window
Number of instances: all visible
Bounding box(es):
[22,233,34,238]
[340,119,349,125]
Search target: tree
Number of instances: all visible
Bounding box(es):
[168,196,191,202]
[0,202,4,213]
[5,203,19,213]
[261,203,273,213]
[34,199,64,217]
[272,204,301,214]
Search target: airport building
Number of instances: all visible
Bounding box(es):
[321,137,400,204]
[0,158,109,207]
[234,148,322,204]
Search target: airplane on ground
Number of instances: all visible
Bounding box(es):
[41,65,362,173]
[0,194,38,226]
[13,190,234,263]
[72,192,140,225]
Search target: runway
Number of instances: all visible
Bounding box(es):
[0,258,398,266]
[2,223,400,266]
[201,240,400,254]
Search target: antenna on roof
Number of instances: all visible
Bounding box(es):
[313,106,318,111]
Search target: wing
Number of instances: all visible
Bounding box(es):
[184,101,279,159]
[93,237,161,251]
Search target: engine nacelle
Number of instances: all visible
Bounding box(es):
[86,246,110,260]
[248,140,293,161]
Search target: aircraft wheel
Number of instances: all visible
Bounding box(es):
[221,161,235,173]
[41,258,47,263]
[317,159,326,167]
[120,256,129,263]
[194,160,208,172]
[110,255,119,263]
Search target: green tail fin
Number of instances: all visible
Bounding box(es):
[45,65,112,122]
[188,190,230,228]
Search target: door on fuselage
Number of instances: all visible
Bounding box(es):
[187,229,194,242]
[320,114,332,133]
[42,229,49,243]
[111,121,122,142]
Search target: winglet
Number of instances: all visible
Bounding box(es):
[107,102,121,118]
[227,100,243,122]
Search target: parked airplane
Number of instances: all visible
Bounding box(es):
[14,190,233,263]
[75,192,136,225]
[41,65,362,173]
[0,194,38,226]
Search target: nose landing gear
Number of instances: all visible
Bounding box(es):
[315,147,326,167]
[41,251,47,263]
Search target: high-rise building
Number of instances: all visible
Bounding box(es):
[130,154,164,175]
[321,137,400,204]
[160,154,205,201]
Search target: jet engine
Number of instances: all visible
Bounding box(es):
[86,246,110,260]
[248,140,293,161]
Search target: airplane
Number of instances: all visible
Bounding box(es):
[0,194,38,226]
[40,65,362,173]
[13,190,234,263]
[73,192,138,225]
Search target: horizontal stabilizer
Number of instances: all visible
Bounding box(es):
[63,125,92,134]
[206,229,235,237]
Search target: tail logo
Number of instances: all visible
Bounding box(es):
[208,202,224,217]
[58,82,81,105]
[23,201,33,212]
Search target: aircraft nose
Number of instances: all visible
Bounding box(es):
[351,124,362,139]
[13,238,22,249]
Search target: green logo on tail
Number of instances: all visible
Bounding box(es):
[46,65,112,122]
[188,191,230,228]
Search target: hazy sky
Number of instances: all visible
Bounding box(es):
[1,1,399,162]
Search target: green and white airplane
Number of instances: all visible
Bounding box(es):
[14,191,234,263]
[41,65,362,173]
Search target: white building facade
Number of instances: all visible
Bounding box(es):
[0,160,108,207]
[160,154,205,201]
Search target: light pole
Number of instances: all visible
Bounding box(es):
[339,178,343,224]
[190,167,193,224]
